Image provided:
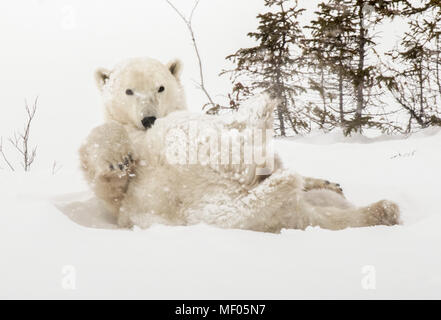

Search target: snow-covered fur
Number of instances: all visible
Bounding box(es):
[80,57,400,232]
[95,57,186,129]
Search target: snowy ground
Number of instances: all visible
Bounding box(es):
[0,0,439,300]
[1,128,440,299]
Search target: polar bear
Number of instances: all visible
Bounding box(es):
[80,58,186,211]
[80,57,400,232]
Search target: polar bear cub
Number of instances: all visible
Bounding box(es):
[80,57,400,232]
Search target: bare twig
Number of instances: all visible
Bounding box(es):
[52,161,62,175]
[9,97,38,171]
[0,137,15,171]
[165,0,216,108]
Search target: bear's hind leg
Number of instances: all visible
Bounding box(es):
[225,170,305,232]
[232,172,400,231]
[301,194,401,230]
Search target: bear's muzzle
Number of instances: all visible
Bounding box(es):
[141,116,157,129]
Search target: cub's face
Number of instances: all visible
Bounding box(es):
[95,57,186,130]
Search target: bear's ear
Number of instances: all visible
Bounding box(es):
[166,59,183,79]
[95,68,111,91]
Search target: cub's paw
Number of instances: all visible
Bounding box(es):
[304,178,344,196]
[322,180,344,195]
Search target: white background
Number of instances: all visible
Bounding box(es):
[0,1,439,299]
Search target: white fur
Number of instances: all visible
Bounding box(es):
[80,57,400,233]
[96,57,186,130]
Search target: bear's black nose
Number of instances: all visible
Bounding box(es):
[141,116,157,129]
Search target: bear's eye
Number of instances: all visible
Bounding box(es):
[125,89,134,96]
[158,86,165,93]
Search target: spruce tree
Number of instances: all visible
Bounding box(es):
[305,0,402,135]
[223,0,307,136]
[381,2,441,131]
[303,1,358,131]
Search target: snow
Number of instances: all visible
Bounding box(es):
[1,129,440,299]
[0,0,440,300]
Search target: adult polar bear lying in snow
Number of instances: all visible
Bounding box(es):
[79,57,400,232]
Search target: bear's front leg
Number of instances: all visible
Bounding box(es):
[79,122,137,215]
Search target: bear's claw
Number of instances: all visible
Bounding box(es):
[106,153,136,179]
[108,153,135,172]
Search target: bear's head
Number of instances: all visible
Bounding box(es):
[95,57,186,130]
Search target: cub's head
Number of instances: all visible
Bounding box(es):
[95,57,186,130]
